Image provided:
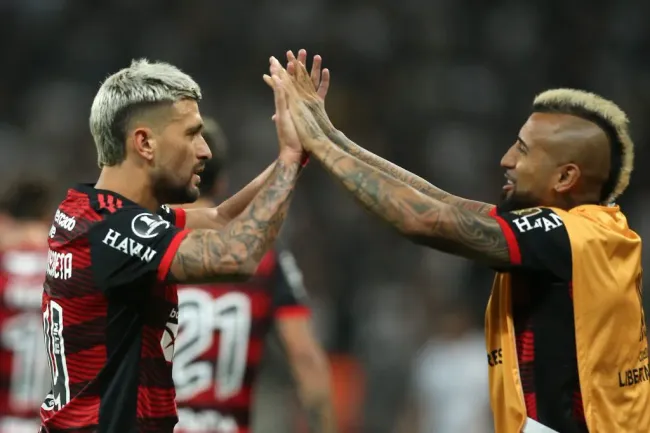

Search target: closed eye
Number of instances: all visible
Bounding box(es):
[516,136,529,155]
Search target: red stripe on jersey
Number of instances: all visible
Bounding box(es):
[249,291,273,320]
[256,252,276,277]
[275,305,310,318]
[136,386,177,419]
[97,194,107,211]
[50,294,106,326]
[140,326,164,358]
[524,392,538,420]
[174,208,186,229]
[157,230,190,281]
[517,329,535,363]
[246,338,263,365]
[489,208,522,265]
[106,195,117,213]
[65,346,107,383]
[42,395,100,429]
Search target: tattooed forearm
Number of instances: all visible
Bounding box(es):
[305,103,494,214]
[308,139,510,265]
[169,160,300,283]
[303,396,336,433]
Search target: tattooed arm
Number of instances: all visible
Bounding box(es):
[169,158,301,283]
[276,53,493,214]
[307,106,494,214]
[296,116,509,266]
[183,162,278,230]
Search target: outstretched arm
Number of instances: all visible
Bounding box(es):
[282,49,493,215]
[293,111,510,267]
[170,74,307,283]
[169,158,300,283]
[317,123,494,214]
[182,162,278,230]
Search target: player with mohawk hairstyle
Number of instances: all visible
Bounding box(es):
[268,51,649,433]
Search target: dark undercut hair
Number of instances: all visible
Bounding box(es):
[532,89,634,204]
[198,117,228,197]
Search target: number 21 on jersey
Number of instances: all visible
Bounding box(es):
[174,289,252,401]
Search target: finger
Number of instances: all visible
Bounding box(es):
[272,76,285,118]
[317,68,330,99]
[287,61,296,76]
[310,55,322,89]
[270,57,289,79]
[272,114,277,121]
[263,74,274,89]
[291,58,307,82]
[287,50,297,63]
[297,49,307,66]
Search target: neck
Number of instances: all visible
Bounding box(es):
[554,192,601,211]
[95,164,159,211]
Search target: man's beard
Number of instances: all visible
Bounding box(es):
[497,190,540,213]
[152,173,199,206]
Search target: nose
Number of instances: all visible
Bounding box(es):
[500,145,517,169]
[197,135,212,161]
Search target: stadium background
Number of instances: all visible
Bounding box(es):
[0,1,649,432]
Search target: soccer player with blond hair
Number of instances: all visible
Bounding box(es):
[40,58,306,432]
[269,50,648,433]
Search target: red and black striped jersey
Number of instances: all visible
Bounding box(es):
[0,245,50,433]
[40,184,189,433]
[174,248,310,433]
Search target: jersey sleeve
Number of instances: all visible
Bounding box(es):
[157,204,186,229]
[88,207,190,299]
[489,207,572,280]
[269,249,311,318]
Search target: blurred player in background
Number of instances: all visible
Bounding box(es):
[41,58,304,432]
[272,52,648,433]
[174,118,335,433]
[0,179,53,433]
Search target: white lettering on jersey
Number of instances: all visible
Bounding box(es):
[46,249,72,280]
[176,408,238,433]
[159,204,172,215]
[512,212,563,233]
[131,212,171,239]
[54,209,76,231]
[161,307,179,362]
[102,228,158,263]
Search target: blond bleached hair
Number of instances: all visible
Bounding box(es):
[532,88,633,204]
[90,59,202,168]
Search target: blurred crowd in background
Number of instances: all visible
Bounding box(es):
[0,0,649,432]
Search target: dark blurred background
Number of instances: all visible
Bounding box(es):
[0,1,648,432]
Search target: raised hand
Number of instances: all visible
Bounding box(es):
[287,49,330,102]
[264,58,326,152]
[266,62,304,164]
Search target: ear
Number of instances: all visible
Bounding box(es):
[554,163,581,194]
[132,127,156,162]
